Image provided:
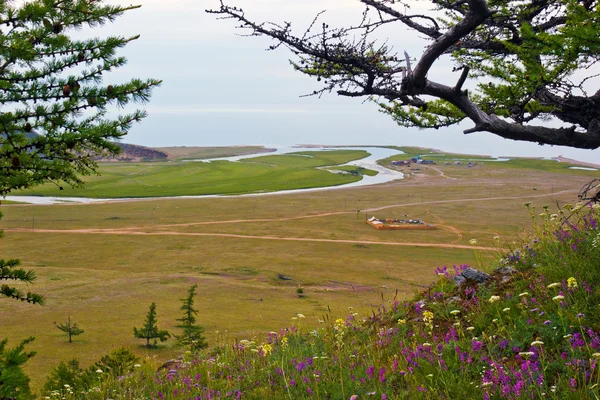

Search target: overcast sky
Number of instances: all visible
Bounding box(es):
[82,0,600,163]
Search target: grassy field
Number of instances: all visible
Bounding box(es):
[384,146,600,176]
[0,147,598,392]
[13,150,370,198]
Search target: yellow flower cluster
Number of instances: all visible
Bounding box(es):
[567,277,578,289]
[260,343,273,356]
[334,318,347,347]
[423,311,434,329]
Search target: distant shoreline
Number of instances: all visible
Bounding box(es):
[556,156,600,169]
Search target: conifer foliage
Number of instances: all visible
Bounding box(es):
[0,256,44,305]
[211,0,600,149]
[0,337,36,400]
[133,303,170,348]
[54,316,84,343]
[0,1,158,397]
[175,284,208,352]
[0,0,161,196]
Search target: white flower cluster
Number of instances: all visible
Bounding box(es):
[593,230,600,249]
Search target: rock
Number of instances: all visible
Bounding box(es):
[495,266,518,276]
[453,267,491,287]
[461,267,491,283]
[453,275,467,287]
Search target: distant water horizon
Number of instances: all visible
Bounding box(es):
[124,106,600,167]
[152,141,600,167]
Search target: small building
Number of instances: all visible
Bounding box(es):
[392,160,411,166]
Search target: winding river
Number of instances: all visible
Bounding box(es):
[3,146,405,205]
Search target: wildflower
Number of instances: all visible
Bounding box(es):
[570,378,577,388]
[397,319,406,325]
[469,239,477,245]
[492,319,498,323]
[592,353,600,358]
[519,352,535,358]
[422,342,431,347]
[567,277,578,289]
[134,364,141,368]
[466,326,475,331]
[552,295,565,302]
[531,340,544,346]
[64,385,71,389]
[576,313,585,319]
[503,307,511,312]
[547,282,561,289]
[489,296,501,303]
[423,311,434,322]
[450,309,461,315]
[297,313,306,318]
[519,292,529,297]
[350,396,358,400]
[564,334,572,339]
[96,369,103,374]
[493,236,500,240]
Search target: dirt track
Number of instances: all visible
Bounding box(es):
[6,227,500,251]
[6,190,575,251]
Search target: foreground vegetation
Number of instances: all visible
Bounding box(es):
[1,153,597,395]
[30,200,600,399]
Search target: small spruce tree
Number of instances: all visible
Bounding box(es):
[133,303,170,348]
[175,284,207,352]
[54,316,84,343]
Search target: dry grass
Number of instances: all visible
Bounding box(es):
[0,160,595,391]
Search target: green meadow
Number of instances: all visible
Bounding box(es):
[14,150,369,198]
[0,146,598,392]
[385,146,600,176]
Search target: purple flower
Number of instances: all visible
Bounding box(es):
[366,365,375,380]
